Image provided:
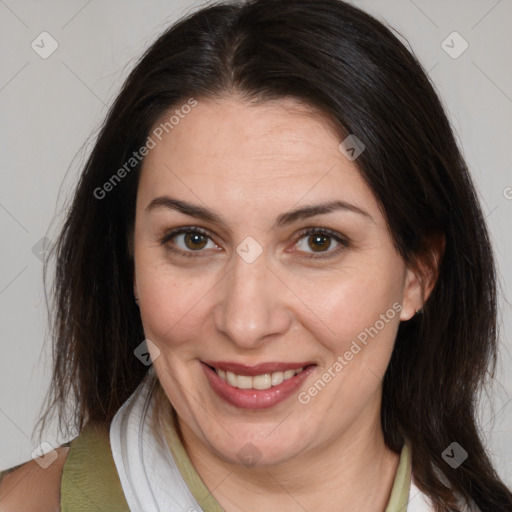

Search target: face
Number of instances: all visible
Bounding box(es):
[133,96,422,467]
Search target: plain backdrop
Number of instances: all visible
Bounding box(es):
[0,0,511,485]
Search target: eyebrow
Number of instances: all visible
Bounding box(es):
[145,196,374,229]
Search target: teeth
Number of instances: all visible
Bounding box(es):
[253,373,272,390]
[227,371,237,387]
[236,375,253,389]
[284,369,296,379]
[216,367,304,389]
[271,371,284,386]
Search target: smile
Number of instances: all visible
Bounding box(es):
[201,361,316,409]
[214,367,304,390]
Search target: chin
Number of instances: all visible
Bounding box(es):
[206,428,308,468]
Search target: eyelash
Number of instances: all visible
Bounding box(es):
[159,226,349,260]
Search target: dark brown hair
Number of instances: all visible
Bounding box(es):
[34,0,511,510]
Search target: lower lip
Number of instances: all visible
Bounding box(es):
[201,363,316,409]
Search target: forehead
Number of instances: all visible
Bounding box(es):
[137,96,380,223]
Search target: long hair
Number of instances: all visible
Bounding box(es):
[34,1,512,510]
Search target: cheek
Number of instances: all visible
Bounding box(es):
[295,261,403,358]
[136,257,214,345]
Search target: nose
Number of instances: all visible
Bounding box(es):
[213,245,293,350]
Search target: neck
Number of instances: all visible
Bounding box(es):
[176,397,400,512]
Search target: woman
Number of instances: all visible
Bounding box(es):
[0,0,510,510]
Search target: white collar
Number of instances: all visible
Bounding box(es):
[408,476,481,511]
[110,367,203,512]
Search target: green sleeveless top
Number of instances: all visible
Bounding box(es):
[0,419,412,511]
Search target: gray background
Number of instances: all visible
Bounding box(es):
[0,0,511,485]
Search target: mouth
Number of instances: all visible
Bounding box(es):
[201,361,316,409]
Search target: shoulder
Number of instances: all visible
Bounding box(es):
[0,446,70,512]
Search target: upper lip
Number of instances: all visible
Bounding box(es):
[202,361,316,376]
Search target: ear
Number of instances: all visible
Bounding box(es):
[400,233,445,321]
[399,266,423,321]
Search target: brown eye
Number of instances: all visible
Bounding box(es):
[182,231,208,250]
[160,227,219,257]
[295,228,348,259]
[306,233,332,252]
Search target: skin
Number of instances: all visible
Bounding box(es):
[133,96,430,511]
